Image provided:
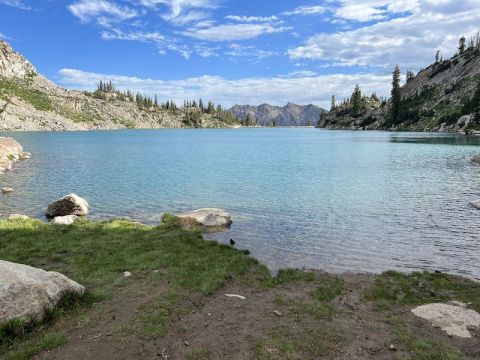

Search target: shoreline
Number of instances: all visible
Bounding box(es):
[0,218,479,359]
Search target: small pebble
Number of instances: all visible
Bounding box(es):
[184,341,190,347]
[123,271,132,277]
[389,344,397,351]
[274,310,282,316]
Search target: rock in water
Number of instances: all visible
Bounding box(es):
[0,260,85,325]
[45,193,89,218]
[470,200,480,209]
[1,187,14,194]
[176,208,232,227]
[0,137,26,173]
[50,215,79,225]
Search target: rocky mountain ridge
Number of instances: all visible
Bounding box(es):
[229,103,326,127]
[0,40,240,131]
[318,44,480,134]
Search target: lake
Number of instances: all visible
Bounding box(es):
[1,128,480,278]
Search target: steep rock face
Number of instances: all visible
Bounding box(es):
[318,48,480,133]
[0,41,36,79]
[230,103,326,126]
[0,40,239,131]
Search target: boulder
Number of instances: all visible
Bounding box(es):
[0,260,85,325]
[0,137,27,174]
[7,214,30,220]
[50,215,79,225]
[176,208,232,227]
[472,155,480,164]
[1,187,14,193]
[411,302,480,338]
[45,193,89,218]
[457,114,473,127]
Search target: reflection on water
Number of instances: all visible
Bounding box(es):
[1,128,479,278]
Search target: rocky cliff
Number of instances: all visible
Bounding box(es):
[229,103,326,127]
[318,46,480,134]
[0,41,240,131]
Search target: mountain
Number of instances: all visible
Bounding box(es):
[0,40,240,131]
[318,44,480,134]
[229,103,327,127]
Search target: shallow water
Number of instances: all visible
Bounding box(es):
[1,128,480,278]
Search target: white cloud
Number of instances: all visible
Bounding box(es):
[68,0,138,23]
[59,68,391,108]
[283,5,327,16]
[332,0,419,22]
[225,15,279,23]
[225,43,277,60]
[289,0,480,70]
[183,23,288,42]
[101,29,165,42]
[0,0,30,10]
[136,0,218,24]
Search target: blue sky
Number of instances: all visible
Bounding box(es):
[1,0,479,108]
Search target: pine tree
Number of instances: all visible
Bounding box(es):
[435,50,441,64]
[246,113,253,126]
[390,65,402,124]
[331,95,336,110]
[198,99,204,112]
[207,101,215,114]
[406,70,415,83]
[459,36,466,54]
[351,84,362,116]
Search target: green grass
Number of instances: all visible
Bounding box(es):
[393,325,466,360]
[0,78,53,112]
[0,218,268,357]
[312,274,344,302]
[366,271,480,311]
[253,325,340,360]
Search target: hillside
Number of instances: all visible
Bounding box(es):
[230,103,326,126]
[0,41,240,131]
[318,43,480,134]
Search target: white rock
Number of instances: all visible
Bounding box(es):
[411,303,480,338]
[46,193,89,218]
[1,187,14,193]
[470,200,480,210]
[176,208,232,227]
[225,294,246,300]
[0,260,85,325]
[50,215,79,225]
[123,271,132,277]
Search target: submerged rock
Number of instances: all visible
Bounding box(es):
[472,155,480,164]
[7,214,30,220]
[0,260,85,325]
[50,215,79,225]
[411,302,480,338]
[1,187,14,193]
[45,193,89,218]
[176,208,232,227]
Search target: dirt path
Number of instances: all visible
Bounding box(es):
[35,273,480,360]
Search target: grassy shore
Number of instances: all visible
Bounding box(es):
[0,217,479,359]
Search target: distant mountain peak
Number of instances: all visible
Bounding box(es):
[229,102,327,126]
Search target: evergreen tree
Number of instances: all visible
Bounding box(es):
[435,50,441,63]
[459,36,466,54]
[246,113,253,126]
[390,65,402,124]
[351,84,362,116]
[207,100,215,114]
[198,99,204,112]
[406,70,415,83]
[331,94,336,110]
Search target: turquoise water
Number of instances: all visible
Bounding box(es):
[1,128,480,278]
